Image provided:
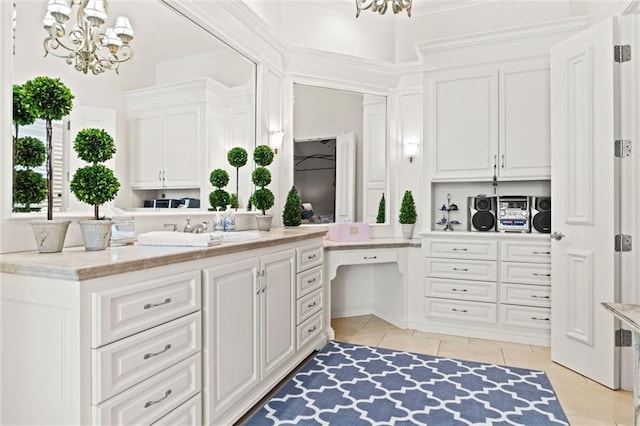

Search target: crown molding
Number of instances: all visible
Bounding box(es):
[416,16,589,54]
[409,0,498,19]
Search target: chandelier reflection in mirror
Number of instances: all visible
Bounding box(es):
[356,0,412,17]
[42,0,134,75]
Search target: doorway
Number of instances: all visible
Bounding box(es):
[294,138,337,223]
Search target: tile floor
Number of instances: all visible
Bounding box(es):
[332,315,634,426]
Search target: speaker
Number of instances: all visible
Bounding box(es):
[531,196,551,233]
[468,196,497,232]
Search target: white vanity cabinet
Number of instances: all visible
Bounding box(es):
[428,58,550,181]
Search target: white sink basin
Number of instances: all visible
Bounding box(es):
[137,231,222,247]
[211,231,261,242]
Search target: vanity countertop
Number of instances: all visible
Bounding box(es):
[323,238,421,251]
[0,228,327,281]
[602,303,640,333]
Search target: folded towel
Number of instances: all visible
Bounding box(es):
[137,231,223,247]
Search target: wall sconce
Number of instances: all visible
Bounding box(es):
[270,130,284,154]
[403,139,420,163]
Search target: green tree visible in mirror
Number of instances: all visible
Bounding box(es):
[251,145,275,215]
[209,168,230,211]
[399,190,417,224]
[227,147,248,210]
[12,84,36,140]
[13,136,47,212]
[69,128,120,220]
[283,186,302,227]
[376,193,386,224]
[22,77,74,220]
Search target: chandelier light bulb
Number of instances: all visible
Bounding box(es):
[113,16,134,44]
[42,11,56,30]
[47,0,71,24]
[83,0,108,27]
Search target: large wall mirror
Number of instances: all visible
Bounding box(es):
[293,84,388,224]
[11,0,256,215]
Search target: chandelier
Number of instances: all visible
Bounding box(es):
[42,0,134,75]
[356,0,412,17]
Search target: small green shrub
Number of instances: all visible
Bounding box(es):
[15,137,46,168]
[209,189,230,210]
[399,190,417,224]
[73,128,116,164]
[376,193,386,224]
[251,167,271,187]
[13,169,46,210]
[253,144,274,167]
[252,188,274,214]
[282,186,301,227]
[209,169,230,188]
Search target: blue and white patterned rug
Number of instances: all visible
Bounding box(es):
[246,340,569,425]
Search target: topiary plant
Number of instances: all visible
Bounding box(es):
[251,145,275,216]
[282,186,302,227]
[13,136,47,212]
[399,190,417,224]
[22,76,74,220]
[69,128,120,220]
[227,147,248,209]
[376,193,386,224]
[209,168,230,211]
[12,84,36,139]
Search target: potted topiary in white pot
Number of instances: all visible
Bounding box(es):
[251,145,275,231]
[399,190,417,239]
[69,128,120,251]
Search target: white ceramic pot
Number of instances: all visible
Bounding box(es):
[79,219,113,251]
[30,219,71,253]
[255,214,273,232]
[401,223,415,239]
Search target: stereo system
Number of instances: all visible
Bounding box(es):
[467,195,551,233]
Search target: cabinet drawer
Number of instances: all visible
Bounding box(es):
[425,278,497,303]
[425,298,497,323]
[339,249,398,265]
[500,283,551,308]
[500,262,551,286]
[500,305,551,330]
[297,312,323,350]
[500,241,551,263]
[425,258,497,281]
[297,288,323,324]
[152,394,201,426]
[423,239,497,260]
[92,271,201,348]
[92,312,201,404]
[296,265,322,298]
[297,243,323,272]
[93,354,201,426]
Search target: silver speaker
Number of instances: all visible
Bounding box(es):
[468,196,497,232]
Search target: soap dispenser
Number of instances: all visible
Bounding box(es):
[213,208,224,232]
[224,205,236,232]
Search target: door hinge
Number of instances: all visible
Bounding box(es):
[615,329,632,347]
[615,234,632,252]
[615,140,631,157]
[615,45,631,63]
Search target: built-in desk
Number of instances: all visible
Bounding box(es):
[602,303,640,426]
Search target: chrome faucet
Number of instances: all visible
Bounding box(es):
[184,218,208,233]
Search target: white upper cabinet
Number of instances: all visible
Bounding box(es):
[428,58,550,181]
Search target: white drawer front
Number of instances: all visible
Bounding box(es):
[425,298,497,324]
[339,249,398,265]
[296,265,322,298]
[500,241,551,263]
[500,283,551,308]
[425,278,497,303]
[500,305,551,330]
[297,288,323,324]
[423,239,498,260]
[92,271,201,348]
[297,312,323,350]
[92,312,201,404]
[500,262,551,286]
[93,354,201,426]
[152,394,201,426]
[425,258,497,281]
[297,243,323,272]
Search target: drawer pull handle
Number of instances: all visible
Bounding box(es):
[452,288,468,292]
[452,268,468,272]
[452,248,468,251]
[308,325,317,333]
[144,389,172,408]
[307,301,317,308]
[531,295,550,299]
[364,256,378,260]
[143,344,172,360]
[532,273,551,277]
[307,278,317,284]
[452,308,468,313]
[144,298,172,310]
[532,251,551,255]
[531,317,550,321]
[307,254,317,260]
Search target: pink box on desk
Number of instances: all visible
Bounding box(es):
[327,222,370,242]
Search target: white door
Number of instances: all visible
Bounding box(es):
[64,106,116,212]
[335,132,355,222]
[550,17,619,388]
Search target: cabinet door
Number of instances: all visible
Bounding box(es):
[260,250,296,380]
[130,115,164,189]
[499,61,551,179]
[164,106,201,188]
[429,67,498,180]
[203,258,259,423]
